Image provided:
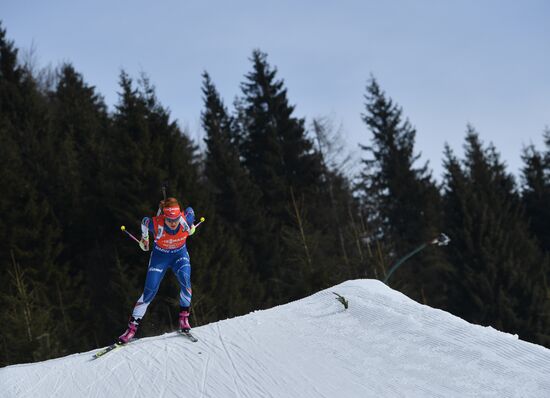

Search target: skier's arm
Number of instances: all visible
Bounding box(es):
[139,217,153,251]
[141,217,154,236]
[181,207,196,235]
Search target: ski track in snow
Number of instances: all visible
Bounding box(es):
[1,279,550,397]
[199,348,210,398]
[216,322,244,398]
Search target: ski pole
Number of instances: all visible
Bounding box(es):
[189,217,206,235]
[120,225,140,244]
[190,217,206,234]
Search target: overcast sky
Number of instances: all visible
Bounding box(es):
[3,0,549,181]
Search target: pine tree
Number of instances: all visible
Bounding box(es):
[236,50,327,300]
[279,186,327,298]
[201,72,266,306]
[443,127,550,346]
[311,117,366,280]
[0,252,57,365]
[42,64,115,349]
[276,117,366,298]
[238,50,324,224]
[358,78,447,305]
[0,24,86,361]
[191,221,259,322]
[105,71,201,222]
[521,129,550,253]
[202,72,265,246]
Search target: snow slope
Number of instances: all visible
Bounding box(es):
[1,279,550,398]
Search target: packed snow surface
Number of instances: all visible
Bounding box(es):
[2,279,550,397]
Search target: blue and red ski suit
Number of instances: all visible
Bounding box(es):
[131,207,195,320]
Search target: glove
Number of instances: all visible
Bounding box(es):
[188,225,196,236]
[139,236,150,251]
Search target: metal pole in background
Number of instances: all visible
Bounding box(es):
[383,233,450,285]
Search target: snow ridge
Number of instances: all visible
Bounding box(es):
[1,279,549,397]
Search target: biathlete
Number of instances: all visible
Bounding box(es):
[119,197,197,344]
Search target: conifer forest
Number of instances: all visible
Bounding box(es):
[1,23,549,366]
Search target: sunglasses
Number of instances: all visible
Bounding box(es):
[166,217,180,223]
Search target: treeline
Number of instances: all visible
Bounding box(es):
[0,24,548,366]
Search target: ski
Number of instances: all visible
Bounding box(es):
[92,342,124,359]
[92,331,196,359]
[179,330,198,342]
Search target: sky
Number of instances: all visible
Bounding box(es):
[3,0,549,181]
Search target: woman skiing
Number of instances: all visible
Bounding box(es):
[119,197,196,344]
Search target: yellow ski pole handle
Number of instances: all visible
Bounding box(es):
[195,217,206,228]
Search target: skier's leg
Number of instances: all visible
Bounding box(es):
[172,248,192,330]
[120,252,169,343]
[132,252,170,319]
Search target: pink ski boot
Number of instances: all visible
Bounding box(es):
[179,310,191,332]
[119,317,140,344]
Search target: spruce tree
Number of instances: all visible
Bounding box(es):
[276,118,365,298]
[358,78,447,305]
[443,127,550,346]
[0,24,87,361]
[201,72,266,306]
[0,252,57,365]
[45,64,114,348]
[521,129,550,253]
[238,50,324,224]
[311,117,366,280]
[236,50,327,300]
[202,72,264,244]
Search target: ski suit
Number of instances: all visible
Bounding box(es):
[131,207,195,319]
